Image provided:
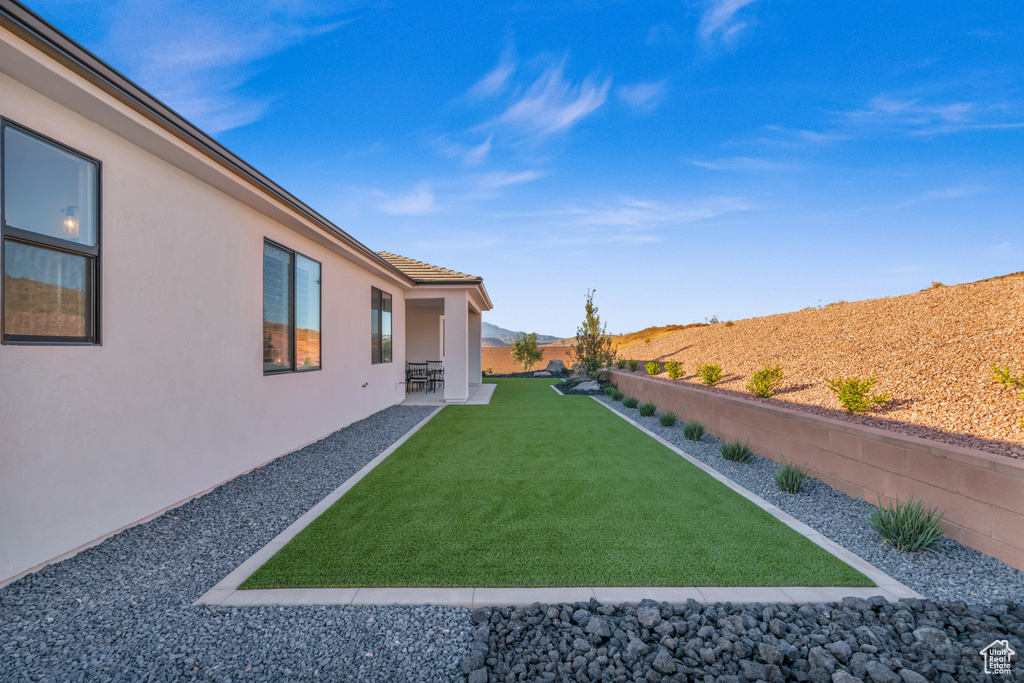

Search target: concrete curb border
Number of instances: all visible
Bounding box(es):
[194,404,447,607]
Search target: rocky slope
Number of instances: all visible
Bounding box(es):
[617,273,1024,458]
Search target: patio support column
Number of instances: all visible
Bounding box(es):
[468,310,482,386]
[443,291,470,402]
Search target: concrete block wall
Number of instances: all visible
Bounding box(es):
[482,346,575,374]
[610,370,1024,572]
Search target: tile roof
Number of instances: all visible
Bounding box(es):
[377,252,482,284]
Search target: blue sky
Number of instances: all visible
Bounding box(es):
[31,0,1024,336]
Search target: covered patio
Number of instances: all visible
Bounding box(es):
[376,253,491,403]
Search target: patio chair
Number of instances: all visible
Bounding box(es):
[406,362,428,393]
[426,360,444,394]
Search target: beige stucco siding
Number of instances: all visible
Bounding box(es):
[0,56,407,583]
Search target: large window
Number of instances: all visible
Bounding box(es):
[2,121,100,343]
[263,239,320,373]
[371,287,392,364]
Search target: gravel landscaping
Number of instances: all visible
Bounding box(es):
[468,597,1024,683]
[5,391,1023,683]
[0,405,473,683]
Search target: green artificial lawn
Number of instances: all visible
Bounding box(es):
[241,379,873,589]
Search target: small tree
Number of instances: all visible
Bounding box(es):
[511,332,544,372]
[571,289,614,377]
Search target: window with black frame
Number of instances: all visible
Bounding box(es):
[371,287,392,364]
[2,121,100,344]
[263,239,320,373]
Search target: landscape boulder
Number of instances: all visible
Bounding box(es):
[545,359,567,373]
[574,380,601,392]
[533,371,552,377]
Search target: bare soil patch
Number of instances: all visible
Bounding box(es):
[617,273,1024,458]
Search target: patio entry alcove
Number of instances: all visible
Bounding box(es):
[377,253,486,404]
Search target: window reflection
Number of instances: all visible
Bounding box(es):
[263,243,292,372]
[3,241,89,337]
[3,127,97,246]
[295,254,320,370]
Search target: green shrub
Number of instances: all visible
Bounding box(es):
[659,411,677,427]
[644,361,660,376]
[868,496,946,552]
[774,458,808,494]
[747,363,784,398]
[609,388,624,401]
[511,332,544,372]
[683,421,704,441]
[622,396,639,408]
[720,440,753,462]
[483,367,492,376]
[638,401,657,417]
[825,371,890,413]
[570,289,615,377]
[602,384,618,396]
[992,365,1024,427]
[616,359,627,369]
[695,362,723,386]
[665,360,681,380]
[992,365,1024,392]
[628,359,640,372]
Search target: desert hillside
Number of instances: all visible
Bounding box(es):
[617,273,1024,458]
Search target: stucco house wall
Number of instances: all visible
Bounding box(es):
[406,304,442,362]
[0,8,489,585]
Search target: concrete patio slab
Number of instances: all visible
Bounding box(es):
[402,382,496,406]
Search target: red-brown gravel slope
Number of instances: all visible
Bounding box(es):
[617,273,1024,458]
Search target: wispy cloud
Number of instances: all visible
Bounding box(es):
[492,60,611,136]
[477,170,547,189]
[378,184,436,215]
[469,47,517,99]
[687,156,791,172]
[891,184,988,209]
[96,0,356,134]
[699,0,763,44]
[845,96,1024,135]
[463,135,493,166]
[617,81,667,114]
[432,133,495,166]
[563,196,749,230]
[502,196,751,247]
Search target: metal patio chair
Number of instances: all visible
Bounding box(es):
[426,360,444,394]
[406,362,428,393]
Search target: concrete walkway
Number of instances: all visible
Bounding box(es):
[401,382,496,406]
[196,384,921,609]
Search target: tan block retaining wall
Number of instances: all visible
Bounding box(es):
[482,346,575,374]
[610,370,1024,572]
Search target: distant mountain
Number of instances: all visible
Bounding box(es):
[482,337,508,347]
[482,322,565,346]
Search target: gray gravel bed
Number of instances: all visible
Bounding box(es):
[595,394,1024,606]
[0,405,474,683]
[468,597,1024,683]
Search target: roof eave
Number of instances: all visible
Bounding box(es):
[0,0,415,286]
